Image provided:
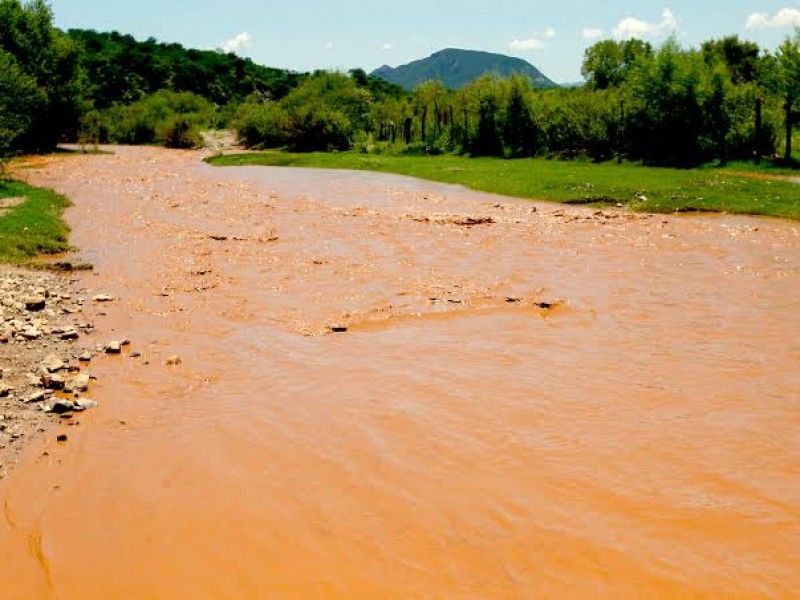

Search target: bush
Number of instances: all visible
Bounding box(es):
[234,98,289,148]
[101,91,214,147]
[163,116,202,149]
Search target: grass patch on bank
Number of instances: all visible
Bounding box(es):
[0,179,71,264]
[209,152,800,220]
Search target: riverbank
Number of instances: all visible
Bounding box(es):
[0,178,72,264]
[0,169,124,476]
[0,267,106,476]
[209,151,800,220]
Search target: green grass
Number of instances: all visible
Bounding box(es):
[208,152,800,220]
[0,179,72,264]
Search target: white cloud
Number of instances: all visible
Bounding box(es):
[324,42,334,50]
[613,8,678,39]
[383,43,394,50]
[220,32,252,54]
[746,8,800,29]
[582,27,605,39]
[509,27,555,52]
[510,38,545,51]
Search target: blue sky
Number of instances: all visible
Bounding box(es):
[51,1,800,83]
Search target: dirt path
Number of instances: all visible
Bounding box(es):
[1,146,799,599]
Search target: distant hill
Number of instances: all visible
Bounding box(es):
[372,48,558,91]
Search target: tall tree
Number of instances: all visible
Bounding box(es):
[502,76,537,157]
[763,32,800,161]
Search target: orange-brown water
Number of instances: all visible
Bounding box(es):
[2,147,799,598]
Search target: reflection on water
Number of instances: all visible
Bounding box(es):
[1,147,799,599]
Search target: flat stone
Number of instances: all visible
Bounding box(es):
[78,351,92,362]
[92,294,115,302]
[24,391,46,404]
[74,398,97,411]
[165,355,182,366]
[60,328,79,340]
[105,341,122,354]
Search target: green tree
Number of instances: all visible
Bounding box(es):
[763,32,800,161]
[582,39,653,90]
[701,35,761,84]
[0,0,85,152]
[502,76,537,157]
[624,39,708,164]
[0,49,44,157]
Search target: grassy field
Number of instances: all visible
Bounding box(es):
[209,152,800,220]
[0,179,71,264]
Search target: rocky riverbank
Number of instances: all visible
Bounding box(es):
[0,266,118,477]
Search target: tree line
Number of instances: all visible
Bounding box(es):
[1,0,798,167]
[236,35,800,166]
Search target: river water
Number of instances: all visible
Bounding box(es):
[2,147,799,598]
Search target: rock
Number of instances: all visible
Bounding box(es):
[20,327,42,340]
[41,353,66,373]
[63,373,90,394]
[24,391,46,404]
[50,400,75,414]
[42,373,65,390]
[73,398,97,411]
[78,351,92,362]
[0,383,11,398]
[0,333,8,344]
[92,294,115,302]
[534,301,558,310]
[130,351,141,358]
[56,434,68,442]
[329,325,348,333]
[105,341,122,354]
[60,328,79,340]
[165,355,182,366]
[24,296,46,311]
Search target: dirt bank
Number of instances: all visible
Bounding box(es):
[1,146,799,599]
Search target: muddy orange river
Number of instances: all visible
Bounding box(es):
[2,147,800,598]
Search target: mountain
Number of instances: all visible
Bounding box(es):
[371,48,558,91]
